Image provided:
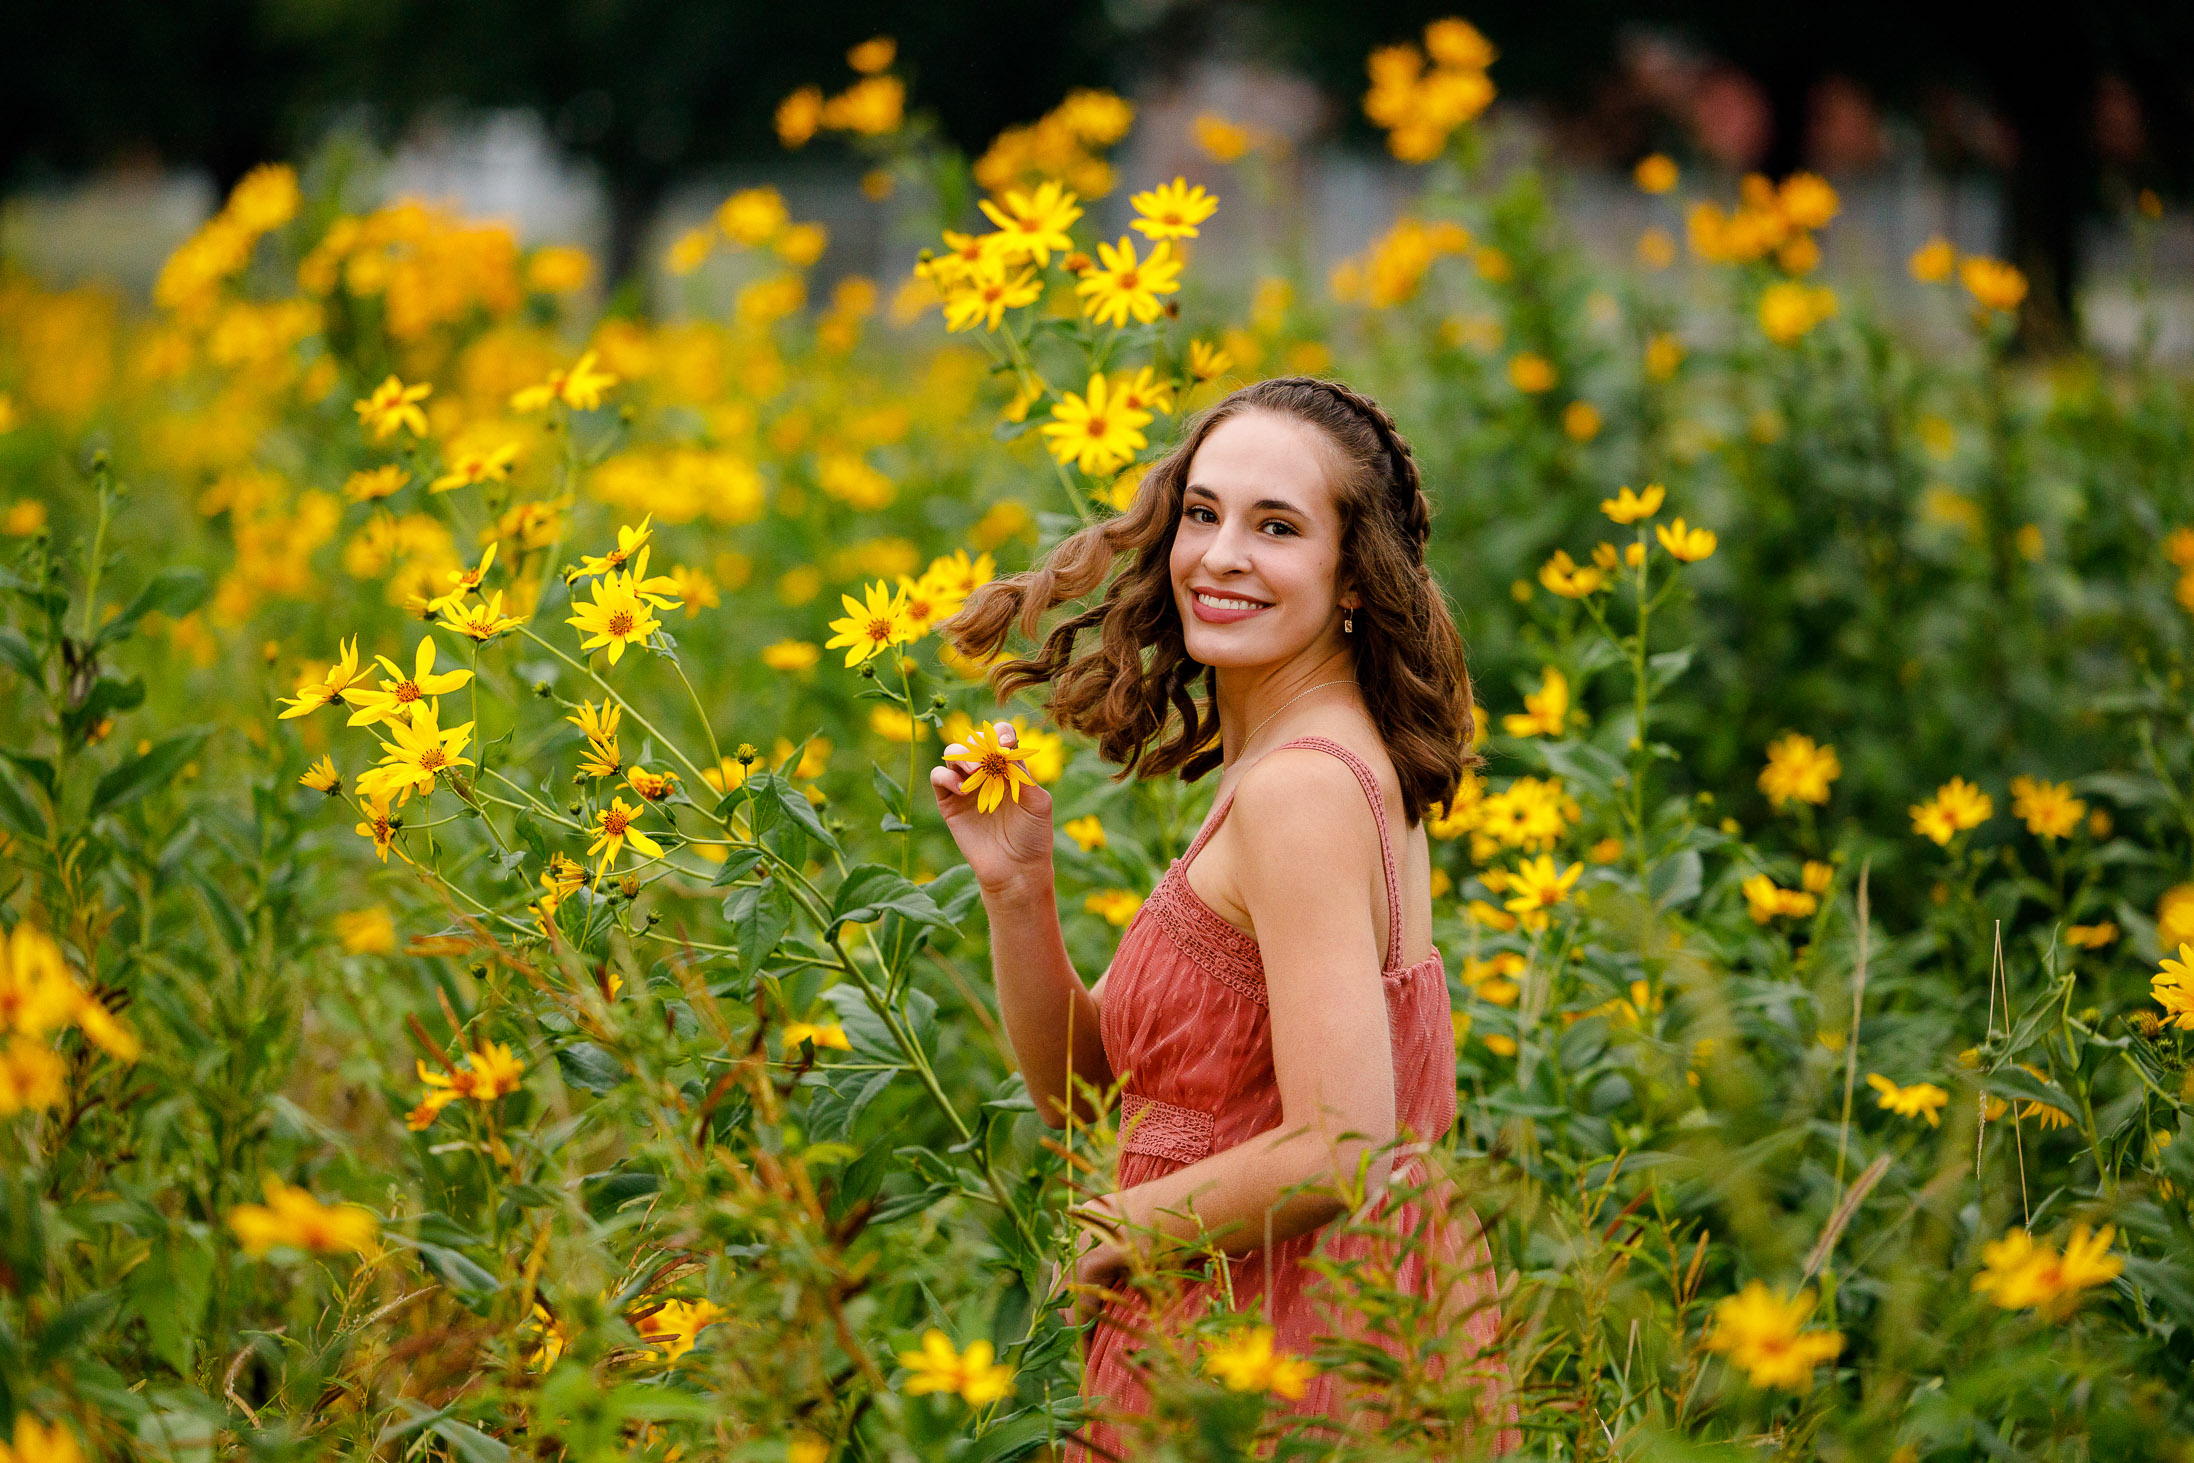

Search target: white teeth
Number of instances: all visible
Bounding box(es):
[1196,592,1266,611]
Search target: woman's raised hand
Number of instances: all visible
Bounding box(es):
[930,720,1056,896]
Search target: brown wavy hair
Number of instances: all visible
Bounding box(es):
[937,376,1477,825]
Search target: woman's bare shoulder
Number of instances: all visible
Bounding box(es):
[1225,745,1384,852]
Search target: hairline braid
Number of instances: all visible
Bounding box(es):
[1285,376,1430,558]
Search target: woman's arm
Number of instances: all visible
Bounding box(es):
[981,870,1114,1127]
[1077,753,1398,1275]
[931,722,1114,1127]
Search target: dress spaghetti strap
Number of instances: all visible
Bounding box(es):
[1177,734,1406,973]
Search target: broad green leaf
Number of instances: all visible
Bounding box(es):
[91,729,208,816]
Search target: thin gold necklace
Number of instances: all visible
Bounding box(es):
[1235,678,1359,759]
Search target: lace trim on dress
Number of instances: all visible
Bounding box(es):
[1145,862,1269,1005]
[1119,1091,1216,1165]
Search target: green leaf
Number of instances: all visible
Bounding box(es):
[91,729,209,817]
[827,863,949,940]
[412,1241,501,1303]
[757,771,838,853]
[871,764,908,820]
[0,767,47,839]
[1,750,56,799]
[0,627,40,680]
[722,878,793,987]
[708,848,766,887]
[554,1043,627,1095]
[1649,849,1702,909]
[97,567,209,648]
[1646,646,1696,694]
[922,865,983,928]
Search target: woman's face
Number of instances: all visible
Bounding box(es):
[1168,410,1353,670]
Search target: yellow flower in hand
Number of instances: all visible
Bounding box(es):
[951,721,1038,814]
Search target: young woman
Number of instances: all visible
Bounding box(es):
[929,377,1517,1457]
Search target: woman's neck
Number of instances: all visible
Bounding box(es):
[1213,651,1362,766]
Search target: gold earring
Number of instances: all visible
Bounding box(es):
[1344,609,1354,634]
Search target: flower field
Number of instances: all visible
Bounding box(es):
[6,17,2194,1460]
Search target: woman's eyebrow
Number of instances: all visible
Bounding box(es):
[1183,483,1305,514]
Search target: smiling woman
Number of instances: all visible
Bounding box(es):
[931,378,1515,1455]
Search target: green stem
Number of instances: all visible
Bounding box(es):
[671,656,725,770]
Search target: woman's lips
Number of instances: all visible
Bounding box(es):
[1189,589,1272,624]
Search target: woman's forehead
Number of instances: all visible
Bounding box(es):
[1187,412,1340,510]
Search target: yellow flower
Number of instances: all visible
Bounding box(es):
[668,565,719,618]
[403,1040,527,1130]
[1909,236,1956,282]
[1461,952,1524,1006]
[2065,921,2116,949]
[0,1038,66,1117]
[1802,860,1834,894]
[1187,339,1233,380]
[429,440,519,494]
[277,636,370,719]
[345,638,473,728]
[898,1329,1015,1406]
[568,574,663,666]
[334,907,396,955]
[424,542,500,616]
[637,1298,727,1362]
[1503,855,1581,931]
[1202,1325,1317,1399]
[354,793,399,864]
[1129,178,1218,241]
[1076,236,1182,328]
[776,86,824,148]
[344,465,410,503]
[2159,884,2194,949]
[717,186,789,246]
[2008,775,2084,839]
[1193,112,1255,163]
[1508,353,1556,393]
[1909,776,1992,845]
[353,375,431,440]
[356,700,475,802]
[783,1021,852,1055]
[0,1414,87,1463]
[1041,373,1152,476]
[953,721,1039,816]
[824,579,915,668]
[1702,1281,1842,1390]
[1502,667,1568,738]
[1973,1224,2123,1315]
[1759,280,1833,344]
[1600,483,1665,524]
[1960,256,2028,313]
[1537,549,1604,598]
[847,34,896,73]
[626,766,678,802]
[440,590,526,643]
[1741,873,1817,924]
[1777,172,1839,230]
[1562,400,1601,441]
[978,181,1083,266]
[1062,814,1107,851]
[226,1176,378,1258]
[510,350,618,413]
[762,639,822,671]
[1757,733,1840,808]
[1655,518,1717,562]
[299,755,341,794]
[1867,1073,1949,1126]
[1644,331,1685,380]
[589,797,664,874]
[2153,944,2194,1030]
[575,516,655,579]
[942,257,1042,333]
[1633,153,1678,194]
[1084,889,1144,927]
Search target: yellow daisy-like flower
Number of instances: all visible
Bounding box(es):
[626,766,677,802]
[424,542,500,616]
[1867,1072,1949,1126]
[1655,517,1718,562]
[440,590,527,643]
[588,797,663,874]
[1536,550,1604,599]
[824,579,915,669]
[1973,1223,2122,1315]
[1909,776,1992,845]
[1202,1325,1317,1399]
[354,793,399,864]
[353,375,431,440]
[2152,944,2194,1030]
[510,350,619,413]
[1187,339,1233,381]
[226,1176,378,1258]
[1041,373,1152,477]
[953,721,1038,815]
[1758,733,1841,808]
[897,1329,1016,1406]
[2008,775,2085,840]
[356,700,475,802]
[761,639,823,671]
[345,638,474,728]
[1062,814,1107,851]
[1702,1281,1842,1390]
[977,181,1082,266]
[1599,483,1665,524]
[277,637,370,719]
[1503,854,1582,931]
[344,465,410,502]
[299,755,341,795]
[1128,178,1219,241]
[942,256,1042,333]
[1501,666,1568,738]
[636,1298,727,1362]
[1076,235,1183,328]
[568,574,662,666]
[574,515,655,580]
[1633,153,1678,194]
[429,440,519,494]
[0,1414,88,1463]
[782,1020,853,1054]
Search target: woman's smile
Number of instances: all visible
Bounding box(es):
[1189,586,1273,623]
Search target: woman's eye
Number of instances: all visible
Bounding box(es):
[1262,520,1296,536]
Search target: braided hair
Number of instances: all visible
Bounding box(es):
[938,375,1478,823]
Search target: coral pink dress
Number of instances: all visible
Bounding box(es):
[1074,736,1518,1460]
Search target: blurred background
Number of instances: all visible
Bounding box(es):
[8,0,2194,356]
